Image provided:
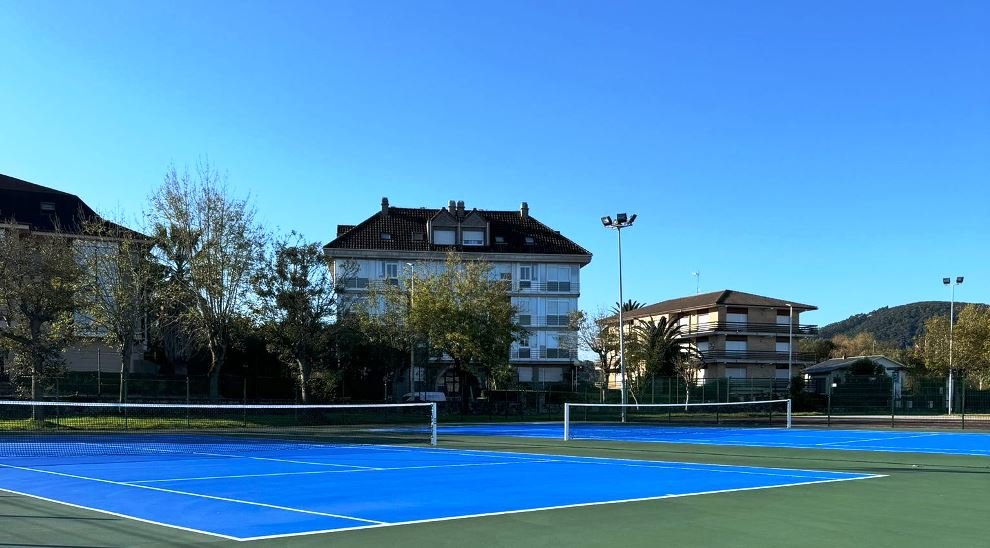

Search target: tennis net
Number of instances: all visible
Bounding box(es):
[563,399,791,441]
[0,400,437,458]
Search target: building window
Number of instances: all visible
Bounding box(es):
[518,265,534,289]
[380,232,391,240]
[494,235,506,244]
[725,336,747,352]
[726,307,748,324]
[384,262,399,281]
[40,202,56,213]
[433,229,455,245]
[439,369,460,394]
[696,338,710,352]
[524,236,535,245]
[463,229,485,246]
[725,367,747,379]
[547,265,571,292]
[547,300,571,327]
[541,367,564,382]
[776,337,790,353]
[411,232,425,242]
[777,309,791,325]
[517,367,533,382]
[775,367,790,380]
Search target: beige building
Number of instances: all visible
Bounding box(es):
[614,290,818,384]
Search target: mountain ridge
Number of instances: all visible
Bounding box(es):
[820,301,988,348]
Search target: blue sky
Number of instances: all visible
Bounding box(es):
[1,0,987,325]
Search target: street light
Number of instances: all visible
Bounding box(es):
[407,262,416,399]
[785,303,794,397]
[943,276,964,414]
[602,212,637,422]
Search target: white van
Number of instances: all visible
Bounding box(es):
[401,391,447,403]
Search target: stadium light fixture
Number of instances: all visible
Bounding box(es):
[602,212,637,422]
[944,275,964,415]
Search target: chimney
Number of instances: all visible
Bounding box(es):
[381,197,389,215]
[456,200,465,216]
[448,200,456,213]
[520,201,529,219]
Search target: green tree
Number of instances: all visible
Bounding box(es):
[921,306,990,386]
[612,299,645,314]
[252,233,338,403]
[407,255,524,411]
[0,223,82,403]
[630,317,698,378]
[77,218,157,402]
[148,162,266,399]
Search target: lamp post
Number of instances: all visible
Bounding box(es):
[786,303,794,397]
[407,262,416,400]
[602,212,637,422]
[943,276,964,414]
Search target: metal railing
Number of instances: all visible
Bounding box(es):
[511,348,574,360]
[700,350,816,363]
[680,321,818,336]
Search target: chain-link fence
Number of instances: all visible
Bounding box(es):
[0,372,298,403]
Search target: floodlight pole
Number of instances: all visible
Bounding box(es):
[408,262,416,400]
[787,303,794,397]
[602,213,636,423]
[945,276,963,415]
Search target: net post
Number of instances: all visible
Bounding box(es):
[786,399,792,429]
[430,402,438,446]
[563,403,570,441]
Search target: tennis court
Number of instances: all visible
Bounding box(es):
[440,423,990,456]
[0,440,877,541]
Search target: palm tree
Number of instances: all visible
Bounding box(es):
[612,299,645,315]
[631,317,701,379]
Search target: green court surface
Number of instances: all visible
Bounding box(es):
[1,434,987,547]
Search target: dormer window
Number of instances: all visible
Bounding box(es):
[524,236,535,245]
[463,229,485,246]
[494,235,506,244]
[411,232,424,242]
[433,229,455,245]
[40,202,56,213]
[380,232,392,240]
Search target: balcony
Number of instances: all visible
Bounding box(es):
[681,321,818,337]
[511,348,575,360]
[514,315,576,328]
[511,281,580,293]
[699,350,816,363]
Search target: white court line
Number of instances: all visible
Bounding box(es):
[130,459,560,484]
[814,433,941,446]
[0,485,241,542]
[237,473,887,542]
[0,462,384,525]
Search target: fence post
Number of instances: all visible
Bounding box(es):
[961,376,966,430]
[890,377,895,428]
[563,403,570,441]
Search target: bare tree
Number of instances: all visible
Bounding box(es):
[570,309,619,402]
[0,220,82,403]
[77,217,157,402]
[252,232,337,403]
[148,162,265,399]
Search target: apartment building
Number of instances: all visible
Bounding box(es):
[618,290,818,382]
[323,198,592,396]
[0,173,153,379]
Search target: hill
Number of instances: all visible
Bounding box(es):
[820,301,987,348]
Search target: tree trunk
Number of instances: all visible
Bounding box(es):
[457,362,470,414]
[208,339,226,401]
[298,358,310,404]
[119,344,132,403]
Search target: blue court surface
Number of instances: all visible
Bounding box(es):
[0,442,877,541]
[440,424,990,457]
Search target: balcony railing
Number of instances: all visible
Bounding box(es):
[514,315,577,328]
[680,321,818,336]
[511,348,575,360]
[339,278,580,294]
[699,350,816,363]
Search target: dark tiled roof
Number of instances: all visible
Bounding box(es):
[324,205,591,257]
[805,355,906,374]
[0,172,135,235]
[624,289,817,320]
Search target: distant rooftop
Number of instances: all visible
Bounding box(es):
[621,290,817,320]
